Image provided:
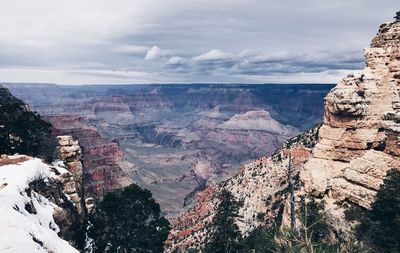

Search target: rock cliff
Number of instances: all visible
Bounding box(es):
[166,127,318,251]
[166,20,400,251]
[48,116,132,198]
[301,21,400,209]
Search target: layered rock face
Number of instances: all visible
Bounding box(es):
[301,21,400,208]
[49,116,132,198]
[57,136,86,216]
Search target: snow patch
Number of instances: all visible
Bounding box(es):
[0,156,79,252]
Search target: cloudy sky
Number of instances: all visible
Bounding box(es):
[0,0,398,84]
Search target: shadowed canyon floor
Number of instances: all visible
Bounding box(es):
[4,83,333,215]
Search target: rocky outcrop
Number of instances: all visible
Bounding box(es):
[0,155,81,252]
[57,136,86,216]
[26,136,88,248]
[301,21,400,209]
[48,116,132,198]
[166,127,318,251]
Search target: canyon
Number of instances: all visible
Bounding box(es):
[4,83,332,215]
[166,20,400,251]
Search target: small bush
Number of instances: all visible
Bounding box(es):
[354,169,400,252]
[298,196,329,243]
[88,184,170,253]
[204,189,242,253]
[395,11,400,21]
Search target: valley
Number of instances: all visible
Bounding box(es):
[5,83,333,215]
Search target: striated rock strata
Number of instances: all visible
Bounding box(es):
[3,83,331,215]
[48,116,132,198]
[301,21,400,208]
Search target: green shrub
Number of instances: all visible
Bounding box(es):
[0,86,56,161]
[355,169,400,252]
[204,189,242,253]
[298,196,329,243]
[88,184,170,253]
[241,227,277,253]
[395,11,400,21]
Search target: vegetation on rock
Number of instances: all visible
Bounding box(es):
[87,184,170,253]
[241,196,369,253]
[395,11,400,21]
[204,189,242,253]
[0,86,56,160]
[297,196,329,244]
[352,169,400,252]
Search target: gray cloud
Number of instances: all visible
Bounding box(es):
[164,49,365,78]
[0,0,398,84]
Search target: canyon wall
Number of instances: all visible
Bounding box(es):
[49,116,132,198]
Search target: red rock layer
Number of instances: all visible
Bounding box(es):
[47,115,130,197]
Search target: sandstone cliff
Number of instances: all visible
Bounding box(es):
[301,21,400,209]
[166,20,400,252]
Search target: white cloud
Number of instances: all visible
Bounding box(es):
[166,56,187,65]
[192,49,233,61]
[144,46,162,60]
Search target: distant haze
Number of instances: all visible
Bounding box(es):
[0,0,398,84]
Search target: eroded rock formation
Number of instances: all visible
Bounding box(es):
[301,21,400,208]
[57,136,86,215]
[49,116,132,198]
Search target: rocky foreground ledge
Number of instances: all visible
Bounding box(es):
[0,136,87,252]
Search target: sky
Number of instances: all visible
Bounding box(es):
[0,0,398,84]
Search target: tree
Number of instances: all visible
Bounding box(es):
[287,153,298,236]
[298,196,329,244]
[241,227,277,253]
[0,86,56,160]
[88,184,170,253]
[395,11,400,21]
[356,169,400,252]
[204,189,242,253]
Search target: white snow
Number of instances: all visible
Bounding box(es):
[0,156,79,253]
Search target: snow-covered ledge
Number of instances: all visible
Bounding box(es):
[0,155,79,253]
